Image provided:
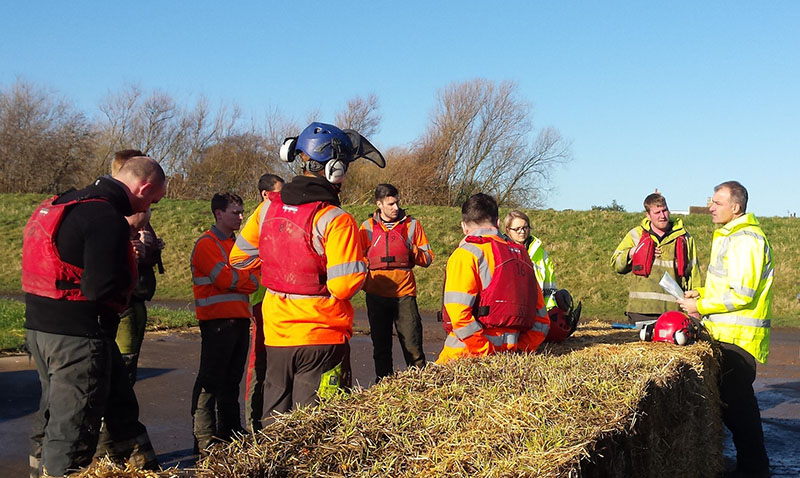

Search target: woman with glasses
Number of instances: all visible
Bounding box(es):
[502,210,581,342]
[502,210,558,308]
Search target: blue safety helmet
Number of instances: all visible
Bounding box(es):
[280,122,386,169]
[296,122,353,163]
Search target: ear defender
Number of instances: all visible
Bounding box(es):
[674,329,690,346]
[324,159,348,184]
[279,137,298,162]
[640,323,655,342]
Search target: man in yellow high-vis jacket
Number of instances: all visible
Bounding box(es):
[679,180,772,477]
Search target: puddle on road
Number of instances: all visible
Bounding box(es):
[722,379,800,476]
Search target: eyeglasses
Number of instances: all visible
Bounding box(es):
[508,226,529,233]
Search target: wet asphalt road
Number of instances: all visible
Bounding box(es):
[1,313,798,477]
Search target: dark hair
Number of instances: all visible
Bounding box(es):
[715,180,748,213]
[374,183,399,201]
[258,173,285,193]
[643,193,668,213]
[211,193,243,216]
[111,149,145,175]
[462,193,498,225]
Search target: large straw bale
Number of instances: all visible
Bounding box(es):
[74,321,723,477]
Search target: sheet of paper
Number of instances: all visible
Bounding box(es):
[659,272,684,300]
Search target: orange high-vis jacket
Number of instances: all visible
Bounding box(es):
[359,212,434,298]
[229,199,366,347]
[191,226,258,320]
[436,228,549,364]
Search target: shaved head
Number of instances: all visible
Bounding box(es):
[115,156,165,184]
[114,156,167,213]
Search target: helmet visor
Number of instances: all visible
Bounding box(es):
[344,130,386,168]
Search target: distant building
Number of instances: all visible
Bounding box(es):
[689,206,711,215]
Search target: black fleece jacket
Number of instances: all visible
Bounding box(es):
[24,176,135,338]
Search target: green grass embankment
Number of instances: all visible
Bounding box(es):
[2,194,798,351]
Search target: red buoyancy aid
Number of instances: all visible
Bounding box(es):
[259,193,329,296]
[366,218,412,270]
[632,231,689,279]
[631,232,655,277]
[441,237,539,333]
[674,235,689,279]
[22,195,136,311]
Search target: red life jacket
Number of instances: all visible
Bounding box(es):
[631,231,655,277]
[632,230,690,279]
[441,236,539,333]
[674,235,689,279]
[366,217,412,270]
[259,193,329,296]
[21,195,136,311]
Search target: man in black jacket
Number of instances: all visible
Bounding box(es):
[23,156,166,477]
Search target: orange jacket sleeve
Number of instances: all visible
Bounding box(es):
[442,244,492,354]
[192,233,258,295]
[410,219,434,267]
[322,208,367,301]
[230,201,265,271]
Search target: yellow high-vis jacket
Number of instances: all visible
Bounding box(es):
[697,213,773,363]
[229,194,366,347]
[525,234,558,309]
[436,228,549,364]
[611,218,700,315]
[191,226,258,320]
[359,211,434,298]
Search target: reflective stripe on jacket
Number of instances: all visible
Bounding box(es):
[611,217,700,315]
[436,228,549,364]
[525,235,558,309]
[191,226,258,320]
[229,200,367,347]
[697,213,772,363]
[359,212,434,298]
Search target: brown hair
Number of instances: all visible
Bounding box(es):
[462,193,498,225]
[111,149,144,176]
[643,193,668,213]
[715,180,748,213]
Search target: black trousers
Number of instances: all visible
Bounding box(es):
[366,294,426,380]
[719,342,770,473]
[26,329,157,477]
[191,318,250,448]
[263,342,351,414]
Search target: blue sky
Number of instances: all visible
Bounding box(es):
[2,1,798,216]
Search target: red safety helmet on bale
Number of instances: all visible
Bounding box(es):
[640,310,697,345]
[544,289,582,343]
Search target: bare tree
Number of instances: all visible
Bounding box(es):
[338,145,445,205]
[335,93,381,138]
[92,85,244,196]
[0,79,92,193]
[261,108,302,181]
[418,78,571,207]
[179,132,270,199]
